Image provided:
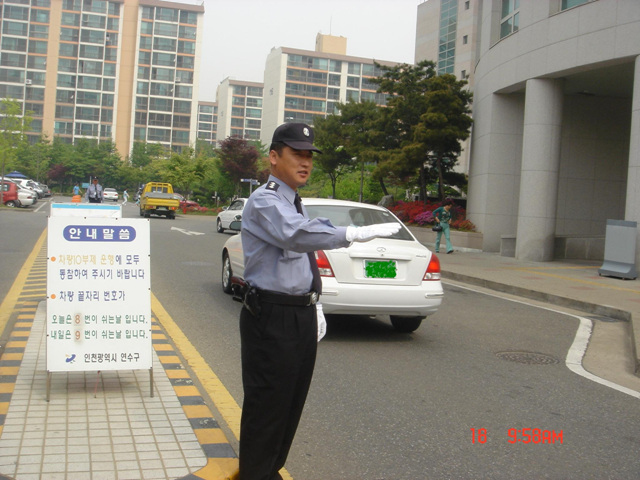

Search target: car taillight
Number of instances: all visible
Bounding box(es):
[423,253,441,281]
[315,250,334,277]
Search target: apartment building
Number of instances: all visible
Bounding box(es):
[0,0,204,157]
[215,78,263,143]
[196,100,217,145]
[414,0,481,174]
[260,33,397,145]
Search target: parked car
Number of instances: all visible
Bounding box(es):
[1,180,21,207]
[10,178,40,199]
[220,198,444,332]
[103,188,119,202]
[17,186,37,207]
[216,198,247,233]
[39,184,51,197]
[174,193,200,209]
[0,180,36,207]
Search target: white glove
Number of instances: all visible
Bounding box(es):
[316,303,327,342]
[345,222,401,242]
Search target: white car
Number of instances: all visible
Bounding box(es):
[103,188,118,202]
[17,187,37,207]
[221,198,444,332]
[216,198,247,233]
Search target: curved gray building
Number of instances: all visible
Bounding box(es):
[467,0,639,263]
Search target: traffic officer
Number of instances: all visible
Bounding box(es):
[238,122,400,480]
[85,177,103,203]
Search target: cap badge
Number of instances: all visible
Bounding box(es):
[303,127,310,137]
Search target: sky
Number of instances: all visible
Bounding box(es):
[186,0,420,102]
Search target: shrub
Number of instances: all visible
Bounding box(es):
[390,200,477,232]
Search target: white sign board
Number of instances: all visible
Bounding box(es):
[46,217,151,372]
[50,202,121,218]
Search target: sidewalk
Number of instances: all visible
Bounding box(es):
[2,237,640,479]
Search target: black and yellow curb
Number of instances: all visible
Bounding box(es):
[0,231,240,480]
[153,318,239,480]
[0,301,39,438]
[0,244,48,440]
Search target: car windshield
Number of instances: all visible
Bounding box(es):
[306,205,413,241]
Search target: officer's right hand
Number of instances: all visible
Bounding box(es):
[346,223,401,242]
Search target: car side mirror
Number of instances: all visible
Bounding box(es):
[229,219,242,231]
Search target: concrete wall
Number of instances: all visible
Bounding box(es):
[468,0,639,262]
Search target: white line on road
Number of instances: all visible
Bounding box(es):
[171,227,205,236]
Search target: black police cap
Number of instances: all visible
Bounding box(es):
[272,123,322,153]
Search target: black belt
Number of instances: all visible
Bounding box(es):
[257,289,319,306]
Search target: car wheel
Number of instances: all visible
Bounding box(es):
[217,218,225,233]
[222,252,233,294]
[139,207,144,217]
[390,316,423,333]
[5,200,17,207]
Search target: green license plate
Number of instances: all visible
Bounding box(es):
[364,260,397,279]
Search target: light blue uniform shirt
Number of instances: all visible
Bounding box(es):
[241,175,350,295]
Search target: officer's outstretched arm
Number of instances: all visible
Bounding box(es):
[345,223,401,242]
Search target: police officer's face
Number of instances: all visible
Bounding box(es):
[270,146,313,190]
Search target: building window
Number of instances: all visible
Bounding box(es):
[500,0,520,39]
[562,0,589,9]
[461,70,467,79]
[465,1,470,9]
[180,11,197,24]
[437,0,458,75]
[463,35,468,45]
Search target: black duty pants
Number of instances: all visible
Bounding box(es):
[239,301,317,480]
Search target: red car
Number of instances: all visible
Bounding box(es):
[1,181,20,207]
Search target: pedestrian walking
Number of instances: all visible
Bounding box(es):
[433,198,455,254]
[85,178,103,203]
[237,122,400,480]
[73,183,80,196]
[122,189,128,206]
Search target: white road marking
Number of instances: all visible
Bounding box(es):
[171,227,205,236]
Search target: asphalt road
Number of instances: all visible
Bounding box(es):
[1,200,639,479]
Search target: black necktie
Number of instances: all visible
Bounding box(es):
[294,193,322,294]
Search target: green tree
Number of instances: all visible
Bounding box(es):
[371,61,437,201]
[371,61,473,202]
[129,141,168,169]
[313,100,391,199]
[413,74,473,200]
[313,113,356,198]
[0,99,32,205]
[159,147,207,197]
[19,136,52,183]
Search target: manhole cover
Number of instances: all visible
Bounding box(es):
[495,351,560,365]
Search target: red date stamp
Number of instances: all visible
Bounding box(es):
[471,428,563,444]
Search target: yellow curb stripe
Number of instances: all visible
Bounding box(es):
[0,229,47,338]
[151,292,242,439]
[0,384,15,394]
[149,312,240,480]
[151,293,294,480]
